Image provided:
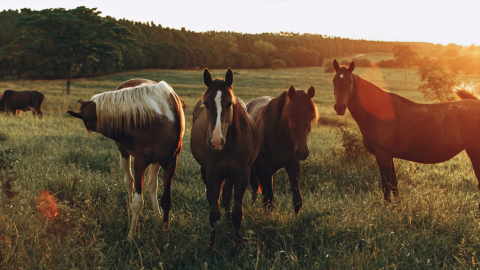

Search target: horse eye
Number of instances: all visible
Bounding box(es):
[226,102,232,108]
[203,102,208,108]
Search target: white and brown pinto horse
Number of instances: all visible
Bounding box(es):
[332,59,480,203]
[190,68,259,250]
[68,79,185,239]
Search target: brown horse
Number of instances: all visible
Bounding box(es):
[190,68,259,250]
[332,59,480,203]
[0,90,44,117]
[68,79,185,239]
[247,86,318,213]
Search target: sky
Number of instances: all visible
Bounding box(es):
[2,0,479,46]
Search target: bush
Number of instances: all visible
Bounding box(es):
[338,127,370,162]
[271,59,287,69]
[0,148,19,208]
[352,58,372,67]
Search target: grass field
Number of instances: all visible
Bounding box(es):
[2,60,480,269]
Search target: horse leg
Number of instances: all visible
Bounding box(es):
[147,163,161,216]
[285,160,302,214]
[465,149,480,207]
[160,158,178,231]
[250,160,261,204]
[390,159,399,198]
[231,172,248,251]
[222,179,233,224]
[201,166,210,205]
[375,151,395,203]
[128,157,148,239]
[206,171,222,250]
[261,166,277,211]
[118,146,134,216]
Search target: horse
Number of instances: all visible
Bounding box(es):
[332,59,480,203]
[67,78,185,239]
[0,90,44,117]
[247,86,318,213]
[190,68,259,250]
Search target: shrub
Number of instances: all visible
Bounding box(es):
[338,127,370,162]
[0,148,19,209]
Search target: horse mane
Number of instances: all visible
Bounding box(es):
[91,81,176,135]
[454,85,480,101]
[232,95,254,134]
[259,90,318,128]
[259,91,288,123]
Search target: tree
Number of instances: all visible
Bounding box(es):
[392,45,418,81]
[1,7,134,94]
[418,58,457,103]
[253,40,277,55]
[270,59,287,69]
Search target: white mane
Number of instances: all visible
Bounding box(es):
[91,81,176,135]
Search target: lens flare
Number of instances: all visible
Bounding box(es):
[38,190,58,220]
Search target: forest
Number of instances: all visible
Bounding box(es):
[0,7,442,81]
[1,6,480,95]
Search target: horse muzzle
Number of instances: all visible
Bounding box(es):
[296,149,309,161]
[334,104,346,115]
[209,136,225,151]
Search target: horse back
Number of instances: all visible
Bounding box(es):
[117,78,157,90]
[246,96,273,123]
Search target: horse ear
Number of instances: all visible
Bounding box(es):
[333,59,340,72]
[288,85,296,99]
[77,99,90,106]
[203,68,213,87]
[67,111,83,120]
[307,86,315,98]
[348,61,355,73]
[225,68,233,87]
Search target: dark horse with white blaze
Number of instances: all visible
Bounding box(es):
[247,86,318,213]
[190,68,259,250]
[68,79,185,239]
[333,59,480,203]
[0,90,45,117]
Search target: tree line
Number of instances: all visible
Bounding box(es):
[2,6,478,94]
[0,8,406,82]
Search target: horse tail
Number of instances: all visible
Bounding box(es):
[454,85,480,100]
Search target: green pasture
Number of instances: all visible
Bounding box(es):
[1,63,480,269]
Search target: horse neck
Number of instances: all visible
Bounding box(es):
[348,74,391,123]
[229,99,251,137]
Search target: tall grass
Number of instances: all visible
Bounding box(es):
[1,65,480,269]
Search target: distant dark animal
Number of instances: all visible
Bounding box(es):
[247,86,318,213]
[0,90,45,117]
[67,78,185,239]
[190,68,259,250]
[332,59,480,203]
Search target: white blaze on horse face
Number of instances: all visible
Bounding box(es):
[340,74,344,79]
[211,90,224,149]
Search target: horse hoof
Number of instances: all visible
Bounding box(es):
[127,233,135,243]
[162,222,169,232]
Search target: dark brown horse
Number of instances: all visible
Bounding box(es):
[68,79,185,239]
[0,90,44,117]
[333,59,480,203]
[247,86,318,213]
[190,68,259,250]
